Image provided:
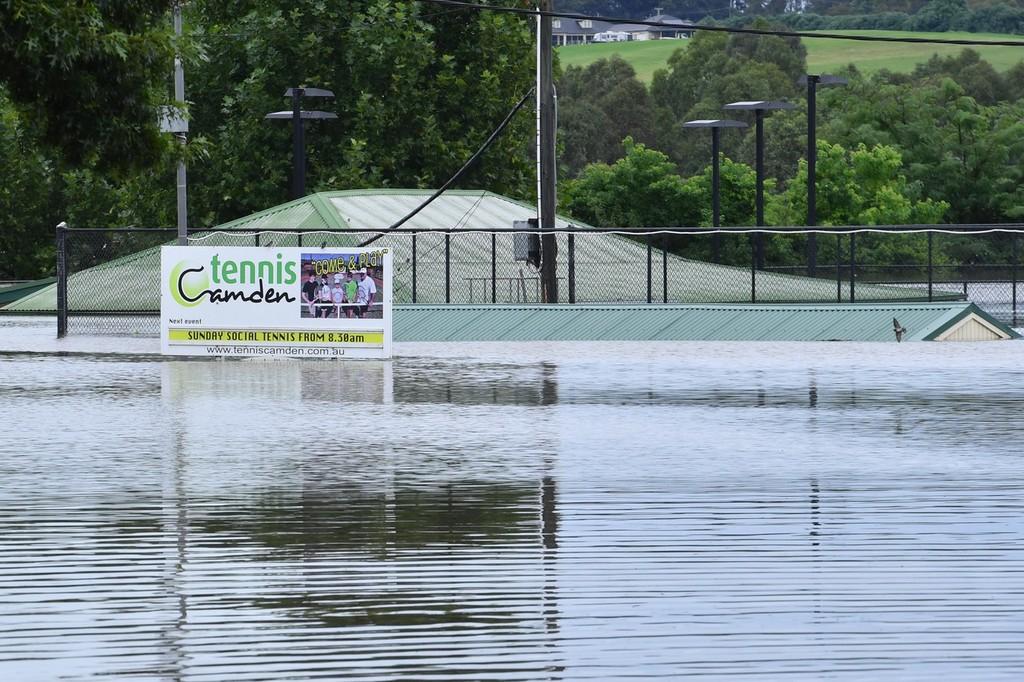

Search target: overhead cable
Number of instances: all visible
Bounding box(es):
[359,86,536,247]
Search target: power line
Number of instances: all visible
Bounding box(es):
[359,87,536,247]
[415,0,1024,47]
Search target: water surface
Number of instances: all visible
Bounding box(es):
[1,317,1022,680]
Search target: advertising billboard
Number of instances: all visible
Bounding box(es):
[161,246,392,358]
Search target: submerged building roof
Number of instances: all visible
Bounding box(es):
[5,189,958,313]
[0,278,54,307]
[394,303,1020,342]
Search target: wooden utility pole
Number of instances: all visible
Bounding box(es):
[538,0,558,303]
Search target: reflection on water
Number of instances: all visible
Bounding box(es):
[1,328,1024,679]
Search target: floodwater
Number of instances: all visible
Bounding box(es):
[1,317,1023,680]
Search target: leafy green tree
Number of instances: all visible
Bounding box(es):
[822,75,1024,224]
[559,99,616,180]
[676,156,761,264]
[59,165,177,229]
[770,141,947,227]
[956,3,1024,35]
[185,0,537,226]
[0,0,177,171]
[649,22,806,175]
[558,56,657,178]
[561,137,701,227]
[769,140,948,267]
[1002,60,1024,103]
[650,24,806,122]
[681,156,758,228]
[562,139,765,265]
[0,91,59,279]
[911,50,1004,105]
[908,0,969,30]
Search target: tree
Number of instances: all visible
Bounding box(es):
[770,140,947,225]
[908,0,969,30]
[0,90,59,279]
[185,0,537,226]
[769,140,948,267]
[557,57,657,178]
[0,1,177,172]
[649,21,806,175]
[558,98,616,180]
[561,137,701,227]
[822,74,1024,225]
[681,156,758,228]
[912,50,1004,105]
[676,156,761,265]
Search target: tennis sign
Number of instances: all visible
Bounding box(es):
[160,246,392,358]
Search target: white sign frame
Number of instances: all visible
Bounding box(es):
[161,246,392,358]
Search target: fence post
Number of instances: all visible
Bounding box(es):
[927,231,933,302]
[646,234,652,304]
[662,235,668,304]
[808,232,817,278]
[836,234,842,303]
[254,232,260,247]
[568,232,576,304]
[56,223,68,338]
[297,233,302,247]
[491,233,497,304]
[750,233,757,303]
[412,233,417,304]
[849,232,856,303]
[1013,233,1019,327]
[445,233,451,304]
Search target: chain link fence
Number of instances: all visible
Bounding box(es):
[41,225,1023,336]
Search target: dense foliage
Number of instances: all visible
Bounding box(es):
[554,0,1024,34]
[556,22,1024,270]
[558,56,659,177]
[185,0,536,224]
[750,1,1024,34]
[0,0,537,279]
[4,2,1024,280]
[0,0,178,171]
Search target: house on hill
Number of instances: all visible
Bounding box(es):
[553,9,693,45]
[552,17,613,45]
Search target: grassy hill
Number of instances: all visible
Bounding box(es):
[558,30,1024,82]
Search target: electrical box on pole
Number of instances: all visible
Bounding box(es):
[513,219,541,268]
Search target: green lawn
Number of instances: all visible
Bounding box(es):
[558,30,1024,82]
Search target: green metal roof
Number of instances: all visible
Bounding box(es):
[3,301,1015,341]
[4,189,959,312]
[392,303,1020,342]
[0,278,55,307]
[213,189,577,232]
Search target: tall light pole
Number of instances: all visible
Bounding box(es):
[265,87,337,200]
[682,119,748,261]
[723,101,794,270]
[800,74,847,277]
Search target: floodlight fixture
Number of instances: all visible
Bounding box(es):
[722,101,793,270]
[265,86,338,200]
[683,119,749,240]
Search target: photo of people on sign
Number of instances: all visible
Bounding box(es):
[299,251,385,320]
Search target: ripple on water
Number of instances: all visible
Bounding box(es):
[1,331,1023,679]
